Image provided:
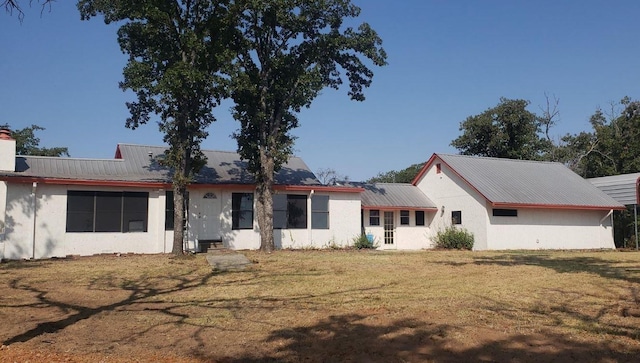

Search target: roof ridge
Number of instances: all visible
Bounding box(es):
[18,155,124,162]
[437,153,562,165]
[118,143,302,158]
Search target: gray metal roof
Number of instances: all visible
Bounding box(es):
[588,173,640,205]
[434,154,623,209]
[359,183,437,209]
[4,143,321,186]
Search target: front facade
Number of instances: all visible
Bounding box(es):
[0,129,626,259]
[0,135,361,260]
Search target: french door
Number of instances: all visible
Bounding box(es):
[384,211,394,245]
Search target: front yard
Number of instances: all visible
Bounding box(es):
[1,250,640,362]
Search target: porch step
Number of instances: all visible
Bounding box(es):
[199,239,224,253]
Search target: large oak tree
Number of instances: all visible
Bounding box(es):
[78,0,232,254]
[229,0,386,252]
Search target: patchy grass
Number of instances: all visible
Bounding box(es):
[1,250,640,362]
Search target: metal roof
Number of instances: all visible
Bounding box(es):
[4,144,321,186]
[359,183,437,209]
[588,173,640,205]
[433,154,624,209]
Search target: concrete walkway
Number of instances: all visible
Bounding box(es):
[205,252,252,271]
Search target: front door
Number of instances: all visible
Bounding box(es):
[197,191,221,242]
[384,211,395,246]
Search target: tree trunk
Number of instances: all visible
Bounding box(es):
[172,182,187,255]
[256,148,275,252]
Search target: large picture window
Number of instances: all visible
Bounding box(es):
[273,194,308,229]
[66,191,149,233]
[232,193,254,230]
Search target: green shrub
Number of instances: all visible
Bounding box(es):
[434,226,474,250]
[353,233,377,249]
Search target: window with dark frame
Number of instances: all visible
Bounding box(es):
[400,210,410,225]
[415,210,425,226]
[312,195,329,229]
[287,195,307,229]
[273,194,310,229]
[165,191,174,230]
[493,208,518,217]
[369,210,380,226]
[451,210,462,225]
[436,163,442,174]
[66,191,149,233]
[232,193,254,230]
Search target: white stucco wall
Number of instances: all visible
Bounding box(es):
[186,189,361,251]
[362,210,433,250]
[415,157,616,251]
[486,206,614,250]
[2,183,169,259]
[416,159,489,250]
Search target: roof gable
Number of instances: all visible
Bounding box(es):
[416,153,624,210]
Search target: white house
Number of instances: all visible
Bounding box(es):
[411,154,624,250]
[0,128,626,259]
[0,130,362,260]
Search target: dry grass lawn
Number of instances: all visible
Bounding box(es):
[1,250,640,362]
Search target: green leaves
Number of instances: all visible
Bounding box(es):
[1,124,69,157]
[451,98,551,160]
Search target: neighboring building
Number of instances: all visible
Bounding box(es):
[410,154,624,250]
[0,131,362,260]
[0,130,625,259]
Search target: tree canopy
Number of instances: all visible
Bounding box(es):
[367,162,424,184]
[229,0,386,251]
[559,98,640,178]
[1,124,68,157]
[451,98,552,160]
[78,0,233,254]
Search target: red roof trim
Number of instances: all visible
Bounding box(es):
[0,176,363,193]
[362,205,438,211]
[277,185,364,193]
[411,154,438,185]
[491,202,625,211]
[0,176,170,188]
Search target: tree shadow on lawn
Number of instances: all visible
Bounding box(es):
[1,264,224,346]
[212,313,640,363]
[472,253,640,285]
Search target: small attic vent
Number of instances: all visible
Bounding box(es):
[203,192,217,199]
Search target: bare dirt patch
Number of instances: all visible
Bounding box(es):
[2,250,640,362]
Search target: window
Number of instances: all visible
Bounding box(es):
[451,210,462,225]
[232,193,254,229]
[165,191,174,230]
[415,210,425,226]
[436,163,442,174]
[493,209,518,217]
[273,194,308,229]
[369,210,380,226]
[312,195,329,229]
[287,195,307,229]
[400,210,410,225]
[66,191,148,233]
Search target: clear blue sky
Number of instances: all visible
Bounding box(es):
[2,1,640,181]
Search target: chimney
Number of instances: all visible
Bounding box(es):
[0,128,16,172]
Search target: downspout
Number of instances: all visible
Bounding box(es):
[309,190,314,246]
[160,189,166,254]
[31,182,37,259]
